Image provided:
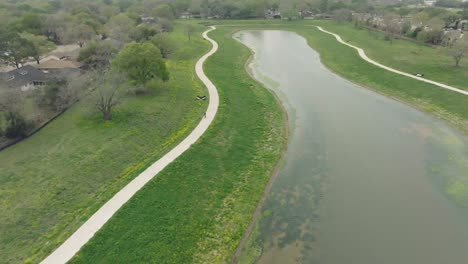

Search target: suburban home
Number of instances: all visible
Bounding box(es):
[179,12,193,19]
[265,9,281,19]
[139,14,155,23]
[0,65,47,91]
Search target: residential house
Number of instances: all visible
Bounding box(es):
[0,65,47,91]
[265,9,281,19]
[300,10,315,19]
[179,12,193,19]
[140,14,155,24]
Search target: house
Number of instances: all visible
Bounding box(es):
[179,12,193,19]
[34,59,82,72]
[265,9,281,19]
[300,10,315,19]
[0,65,47,91]
[139,14,155,23]
[424,0,436,6]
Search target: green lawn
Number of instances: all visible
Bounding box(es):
[311,20,468,91]
[70,25,286,263]
[0,22,210,263]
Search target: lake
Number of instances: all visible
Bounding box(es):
[235,30,468,264]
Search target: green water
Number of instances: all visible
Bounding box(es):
[236,30,468,264]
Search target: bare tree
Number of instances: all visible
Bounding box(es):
[442,30,461,48]
[185,24,195,41]
[94,71,127,120]
[68,24,95,47]
[449,39,468,67]
[104,14,136,45]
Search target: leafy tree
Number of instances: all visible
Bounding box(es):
[19,33,55,64]
[154,4,175,20]
[78,41,118,69]
[34,78,67,111]
[104,13,136,44]
[151,33,177,58]
[0,30,34,68]
[112,42,169,85]
[0,90,30,138]
[158,18,174,33]
[13,13,45,35]
[132,24,161,42]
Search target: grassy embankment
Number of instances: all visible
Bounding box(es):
[0,22,209,263]
[70,25,286,263]
[311,20,468,90]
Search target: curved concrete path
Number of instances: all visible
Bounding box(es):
[316,26,468,96]
[41,26,219,264]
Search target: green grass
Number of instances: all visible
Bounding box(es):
[70,25,286,263]
[0,22,210,263]
[3,18,467,264]
[311,20,468,91]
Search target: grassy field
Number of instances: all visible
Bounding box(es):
[70,25,286,263]
[311,20,468,91]
[3,18,467,263]
[0,22,210,263]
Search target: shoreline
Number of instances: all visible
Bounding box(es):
[228,25,467,263]
[230,31,291,264]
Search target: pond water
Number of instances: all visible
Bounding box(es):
[235,30,468,264]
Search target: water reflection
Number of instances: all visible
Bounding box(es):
[236,30,468,264]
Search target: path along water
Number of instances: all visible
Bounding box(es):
[236,30,468,264]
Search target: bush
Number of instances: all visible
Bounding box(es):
[4,111,31,138]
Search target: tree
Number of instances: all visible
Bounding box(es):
[44,12,73,43]
[132,24,161,42]
[442,30,461,47]
[13,13,45,35]
[154,4,175,20]
[0,30,35,68]
[151,33,177,58]
[68,24,95,47]
[449,39,468,67]
[333,9,352,22]
[157,18,174,33]
[382,13,401,43]
[19,33,55,64]
[112,42,169,85]
[78,41,118,69]
[104,13,136,45]
[0,90,30,138]
[185,24,195,41]
[94,71,126,121]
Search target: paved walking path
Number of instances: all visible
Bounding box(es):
[316,26,468,96]
[41,26,219,264]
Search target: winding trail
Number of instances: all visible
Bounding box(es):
[316,26,468,96]
[41,26,219,264]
